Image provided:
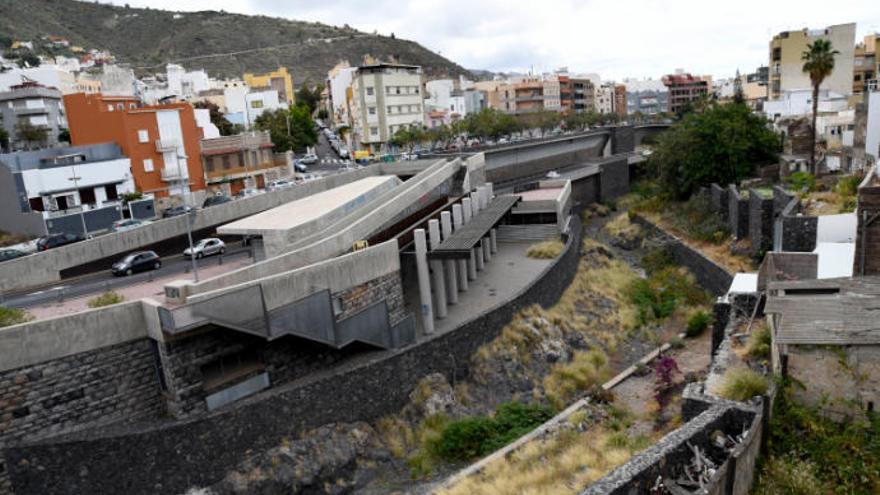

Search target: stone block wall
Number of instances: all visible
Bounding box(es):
[785,344,880,419]
[711,183,730,223]
[598,157,629,202]
[728,185,749,239]
[335,271,406,325]
[780,215,817,252]
[748,190,774,257]
[4,219,585,495]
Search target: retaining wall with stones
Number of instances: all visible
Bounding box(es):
[728,185,749,239]
[711,183,730,223]
[3,219,585,495]
[632,215,734,296]
[598,157,629,202]
[748,190,774,257]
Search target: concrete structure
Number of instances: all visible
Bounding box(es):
[0,82,66,151]
[350,62,425,151]
[64,92,206,203]
[243,67,294,104]
[218,175,401,258]
[769,22,856,100]
[867,89,880,162]
[201,131,282,196]
[854,34,879,95]
[661,72,709,114]
[0,143,134,236]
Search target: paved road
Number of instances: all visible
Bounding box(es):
[310,131,352,173]
[1,247,252,309]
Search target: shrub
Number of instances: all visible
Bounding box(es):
[835,174,862,197]
[0,306,33,327]
[543,349,610,408]
[686,310,711,337]
[718,367,767,401]
[786,171,816,192]
[626,267,710,326]
[526,239,564,259]
[746,325,772,360]
[641,248,673,274]
[87,291,125,308]
[672,195,729,244]
[753,456,829,495]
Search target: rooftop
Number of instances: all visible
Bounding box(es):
[0,142,125,171]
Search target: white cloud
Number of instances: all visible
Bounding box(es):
[106,0,880,80]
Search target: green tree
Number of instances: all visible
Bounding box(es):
[295,83,323,114]
[14,121,47,149]
[193,101,236,136]
[390,124,426,152]
[57,128,70,143]
[802,39,839,174]
[647,101,780,199]
[254,104,318,152]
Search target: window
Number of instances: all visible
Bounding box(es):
[107,104,114,111]
[396,87,401,95]
[222,156,231,169]
[387,106,393,114]
[368,107,376,115]
[366,87,374,96]
[143,158,154,172]
[250,100,264,109]
[138,130,149,143]
[129,103,137,109]
[370,127,379,136]
[116,103,125,111]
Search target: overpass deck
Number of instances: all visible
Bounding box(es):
[428,195,520,260]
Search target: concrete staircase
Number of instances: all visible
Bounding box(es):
[495,224,559,242]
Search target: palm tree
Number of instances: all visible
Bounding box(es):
[801,39,839,174]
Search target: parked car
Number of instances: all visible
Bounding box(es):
[546,170,561,179]
[0,249,26,263]
[36,233,85,251]
[267,179,293,191]
[235,188,263,199]
[111,218,152,233]
[300,153,318,165]
[202,195,233,208]
[162,205,193,218]
[294,161,308,173]
[337,147,350,159]
[184,238,226,259]
[111,250,161,276]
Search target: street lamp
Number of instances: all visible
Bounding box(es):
[186,208,199,283]
[67,164,88,237]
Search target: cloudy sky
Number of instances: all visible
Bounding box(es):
[108,0,879,80]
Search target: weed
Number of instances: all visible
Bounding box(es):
[686,310,711,337]
[786,171,816,192]
[746,324,772,360]
[0,306,33,327]
[87,291,125,308]
[526,239,565,259]
[543,349,611,408]
[718,367,767,401]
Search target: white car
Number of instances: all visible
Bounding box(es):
[235,188,263,198]
[546,170,561,179]
[184,238,226,259]
[111,218,151,233]
[300,153,319,165]
[267,179,293,191]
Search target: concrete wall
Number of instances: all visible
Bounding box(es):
[3,217,585,495]
[728,185,749,239]
[748,190,774,257]
[710,183,730,223]
[785,344,880,419]
[598,157,629,202]
[0,164,46,238]
[0,165,382,293]
[483,133,608,185]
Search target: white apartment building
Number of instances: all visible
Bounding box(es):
[769,23,856,99]
[425,79,467,117]
[326,62,357,128]
[595,84,615,114]
[351,63,424,151]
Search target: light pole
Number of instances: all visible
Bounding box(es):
[67,164,88,237]
[186,208,199,283]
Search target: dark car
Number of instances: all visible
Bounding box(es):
[202,195,233,208]
[0,249,26,263]
[36,233,85,251]
[111,250,161,276]
[162,205,193,218]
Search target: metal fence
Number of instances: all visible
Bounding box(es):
[45,205,123,236]
[129,198,157,220]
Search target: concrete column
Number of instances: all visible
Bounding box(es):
[428,219,447,319]
[486,182,494,200]
[475,244,485,271]
[414,229,434,334]
[483,236,491,262]
[440,211,458,304]
[452,204,468,291]
[477,186,488,209]
[470,192,480,217]
[462,197,473,224]
[490,228,498,253]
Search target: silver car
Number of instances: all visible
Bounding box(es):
[184,238,226,259]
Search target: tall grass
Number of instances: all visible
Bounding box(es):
[526,239,565,259]
[717,367,767,401]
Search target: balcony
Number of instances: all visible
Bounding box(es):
[13,106,49,116]
[155,138,181,152]
[161,166,187,181]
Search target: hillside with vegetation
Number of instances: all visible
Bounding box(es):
[0,0,471,83]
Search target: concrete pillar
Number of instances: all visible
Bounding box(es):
[428,219,447,319]
[470,192,480,217]
[452,205,468,291]
[486,182,494,200]
[440,211,458,304]
[490,228,498,253]
[477,186,488,209]
[414,229,434,334]
[483,236,491,262]
[475,244,485,271]
[462,197,473,224]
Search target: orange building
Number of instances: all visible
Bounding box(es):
[64,93,206,200]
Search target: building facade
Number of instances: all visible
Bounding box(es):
[350,63,425,151]
[201,131,286,195]
[571,77,595,113]
[769,23,856,100]
[0,82,66,151]
[326,62,357,128]
[64,92,206,203]
[854,34,879,95]
[624,79,668,116]
[244,67,294,105]
[662,73,709,114]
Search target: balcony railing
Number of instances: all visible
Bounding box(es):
[155,138,181,152]
[161,167,186,181]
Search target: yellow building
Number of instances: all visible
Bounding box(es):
[854,34,879,94]
[769,23,856,100]
[243,67,294,104]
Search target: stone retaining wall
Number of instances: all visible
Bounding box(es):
[3,219,585,495]
[748,189,774,256]
[728,185,749,240]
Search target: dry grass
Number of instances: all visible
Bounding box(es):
[543,349,612,409]
[640,211,754,273]
[604,213,642,240]
[718,367,768,402]
[436,421,650,495]
[526,239,565,259]
[376,416,416,459]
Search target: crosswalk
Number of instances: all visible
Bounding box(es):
[320,158,352,165]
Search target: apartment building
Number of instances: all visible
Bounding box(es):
[474,80,504,110]
[558,75,572,112]
[425,79,467,117]
[661,73,709,114]
[244,67,294,105]
[350,63,425,151]
[64,92,206,202]
[624,79,667,116]
[570,77,596,113]
[854,34,879,95]
[0,82,67,151]
[498,77,561,114]
[769,23,856,100]
[594,83,615,114]
[613,84,627,118]
[201,131,284,195]
[326,61,357,128]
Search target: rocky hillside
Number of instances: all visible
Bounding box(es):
[0,0,471,83]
